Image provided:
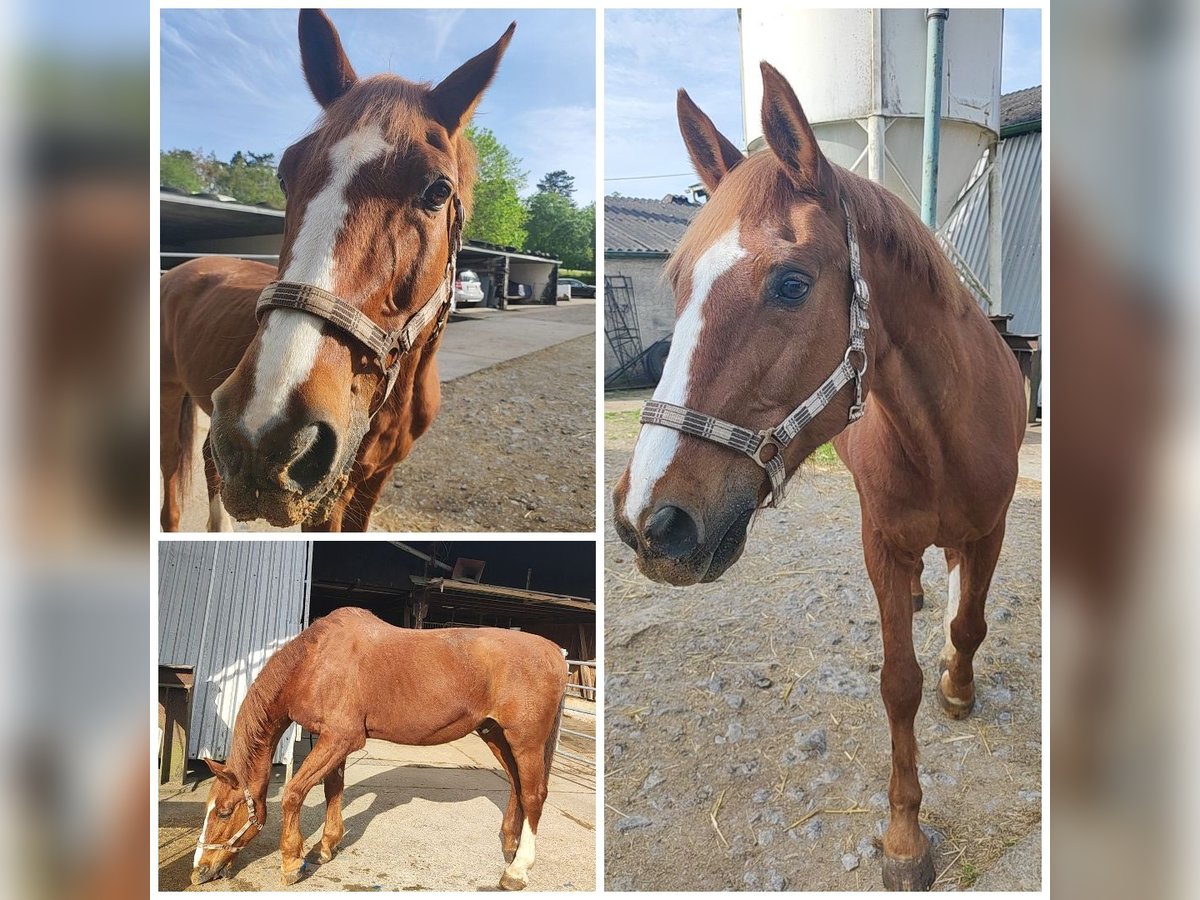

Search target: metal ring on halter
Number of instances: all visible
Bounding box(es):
[843,345,868,378]
[751,428,784,469]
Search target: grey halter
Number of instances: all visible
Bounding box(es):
[639,197,871,508]
[195,788,261,855]
[255,196,463,417]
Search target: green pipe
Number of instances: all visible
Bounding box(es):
[921,9,949,228]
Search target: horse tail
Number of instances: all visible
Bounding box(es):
[177,393,196,499]
[542,677,567,793]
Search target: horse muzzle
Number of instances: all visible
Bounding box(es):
[191,862,230,885]
[616,501,754,586]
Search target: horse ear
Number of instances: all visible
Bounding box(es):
[677,89,744,194]
[298,9,359,108]
[203,758,238,787]
[759,62,831,193]
[428,22,516,135]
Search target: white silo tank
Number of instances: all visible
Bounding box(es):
[738,8,1002,228]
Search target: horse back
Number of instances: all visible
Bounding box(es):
[160,257,277,413]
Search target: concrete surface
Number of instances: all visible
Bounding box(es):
[439,299,595,382]
[158,720,596,892]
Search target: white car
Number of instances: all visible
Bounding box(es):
[452,269,485,310]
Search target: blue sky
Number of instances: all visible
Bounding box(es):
[160,8,597,205]
[605,8,1042,200]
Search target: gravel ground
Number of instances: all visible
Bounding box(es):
[372,335,595,532]
[603,415,1042,892]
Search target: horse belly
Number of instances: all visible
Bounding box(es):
[365,703,480,747]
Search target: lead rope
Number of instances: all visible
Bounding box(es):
[639,196,870,508]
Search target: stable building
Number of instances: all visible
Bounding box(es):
[160,189,563,307]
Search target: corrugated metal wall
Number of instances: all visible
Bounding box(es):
[159,542,312,765]
[941,130,1043,335]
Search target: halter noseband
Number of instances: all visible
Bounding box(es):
[255,195,464,417]
[639,196,871,508]
[196,788,261,855]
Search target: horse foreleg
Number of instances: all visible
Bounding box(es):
[479,724,524,863]
[938,521,1006,719]
[318,758,347,864]
[499,738,549,891]
[279,733,359,885]
[159,384,186,532]
[201,436,233,532]
[863,521,934,891]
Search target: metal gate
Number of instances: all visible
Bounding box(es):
[555,659,596,770]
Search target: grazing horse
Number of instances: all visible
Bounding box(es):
[190,607,568,890]
[612,63,1025,891]
[160,10,515,531]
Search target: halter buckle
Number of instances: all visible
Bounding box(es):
[751,428,784,469]
[844,347,867,421]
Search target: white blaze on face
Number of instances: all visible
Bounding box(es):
[623,222,747,524]
[503,819,537,884]
[194,800,216,868]
[240,123,393,438]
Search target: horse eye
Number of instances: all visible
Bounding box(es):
[775,273,811,304]
[423,178,452,208]
[276,173,287,196]
[217,808,233,820]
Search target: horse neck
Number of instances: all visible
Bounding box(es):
[227,677,292,799]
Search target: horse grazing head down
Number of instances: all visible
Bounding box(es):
[209,10,513,527]
[191,758,260,884]
[614,63,869,586]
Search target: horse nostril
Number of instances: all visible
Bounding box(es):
[286,421,338,492]
[644,505,700,559]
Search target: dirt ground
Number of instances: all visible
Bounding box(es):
[176,333,595,533]
[158,709,596,892]
[603,414,1042,891]
[372,334,595,532]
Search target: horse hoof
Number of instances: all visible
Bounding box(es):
[281,866,305,887]
[938,671,975,719]
[881,848,935,891]
[499,872,528,891]
[912,593,924,612]
[319,847,335,864]
[503,848,517,864]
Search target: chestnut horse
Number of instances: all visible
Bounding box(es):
[190,608,568,890]
[613,64,1025,891]
[160,10,514,531]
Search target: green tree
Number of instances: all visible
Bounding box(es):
[213,150,286,208]
[524,191,594,271]
[464,125,528,247]
[536,169,576,200]
[160,149,205,194]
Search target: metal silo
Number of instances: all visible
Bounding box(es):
[738,8,1004,309]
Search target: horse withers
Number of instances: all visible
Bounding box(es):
[189,608,568,890]
[160,10,514,531]
[612,63,1025,890]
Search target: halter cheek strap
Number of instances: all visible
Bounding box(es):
[196,788,261,855]
[255,195,464,417]
[640,196,871,508]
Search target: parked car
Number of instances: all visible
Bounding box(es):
[452,269,484,310]
[558,277,596,299]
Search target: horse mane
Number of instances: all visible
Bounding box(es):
[832,165,970,312]
[226,622,318,778]
[303,74,478,218]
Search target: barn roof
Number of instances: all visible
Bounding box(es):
[1000,86,1041,134]
[604,194,703,256]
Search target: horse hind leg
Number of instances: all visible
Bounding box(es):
[938,523,1006,719]
[478,721,524,863]
[318,758,348,864]
[498,734,550,891]
[910,555,926,612]
[159,384,187,531]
